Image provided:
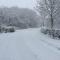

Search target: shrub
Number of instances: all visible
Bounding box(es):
[53,30,60,39]
[5,28,8,33]
[0,25,15,33]
[41,27,49,34]
[5,27,15,33]
[0,28,1,33]
[0,26,2,33]
[8,27,15,32]
[41,27,60,39]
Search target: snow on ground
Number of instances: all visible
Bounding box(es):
[0,28,60,60]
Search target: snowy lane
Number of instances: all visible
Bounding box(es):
[0,28,60,60]
[20,28,60,60]
[16,33,38,60]
[0,31,38,60]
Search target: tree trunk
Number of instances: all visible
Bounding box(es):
[50,14,53,29]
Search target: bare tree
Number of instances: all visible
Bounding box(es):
[35,0,60,29]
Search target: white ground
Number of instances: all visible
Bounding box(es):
[0,28,60,60]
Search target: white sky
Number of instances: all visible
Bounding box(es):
[0,0,35,9]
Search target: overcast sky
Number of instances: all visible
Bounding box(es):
[0,0,35,9]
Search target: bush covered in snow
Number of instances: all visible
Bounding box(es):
[0,25,2,33]
[5,27,15,33]
[8,27,15,32]
[41,27,60,39]
[40,27,48,34]
[0,25,15,33]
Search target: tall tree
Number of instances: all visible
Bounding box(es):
[36,0,60,29]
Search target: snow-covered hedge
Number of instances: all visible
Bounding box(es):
[0,26,15,33]
[40,27,49,34]
[41,27,60,39]
[5,27,15,33]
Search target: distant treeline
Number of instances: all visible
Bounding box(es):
[0,7,40,29]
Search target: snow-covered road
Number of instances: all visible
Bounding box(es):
[0,28,60,60]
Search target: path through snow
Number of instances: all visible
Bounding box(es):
[0,28,60,60]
